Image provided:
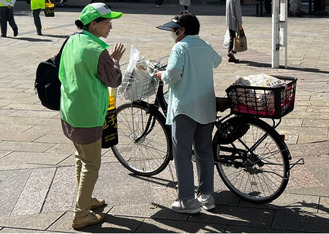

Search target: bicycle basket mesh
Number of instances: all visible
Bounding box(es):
[117,62,159,102]
[226,74,297,118]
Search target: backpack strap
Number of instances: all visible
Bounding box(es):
[55,32,80,66]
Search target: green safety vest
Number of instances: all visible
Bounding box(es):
[0,0,14,7]
[30,0,45,10]
[59,30,109,128]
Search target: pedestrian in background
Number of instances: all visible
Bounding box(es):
[155,0,164,8]
[0,0,18,37]
[179,0,191,12]
[156,11,222,214]
[226,0,243,63]
[30,0,44,35]
[59,3,125,229]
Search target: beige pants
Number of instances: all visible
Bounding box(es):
[73,138,101,218]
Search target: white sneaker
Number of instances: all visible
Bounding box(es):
[197,194,215,210]
[171,198,201,214]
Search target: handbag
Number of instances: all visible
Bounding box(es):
[102,88,118,148]
[233,29,247,52]
[45,0,55,17]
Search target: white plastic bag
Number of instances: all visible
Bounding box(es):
[117,45,140,99]
[118,45,157,101]
[223,28,230,48]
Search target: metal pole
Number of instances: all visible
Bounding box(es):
[272,0,280,68]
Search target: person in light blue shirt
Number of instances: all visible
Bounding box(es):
[156,11,222,214]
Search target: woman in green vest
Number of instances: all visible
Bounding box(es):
[0,0,18,37]
[30,0,44,35]
[59,3,126,230]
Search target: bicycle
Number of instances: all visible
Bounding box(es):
[111,58,303,204]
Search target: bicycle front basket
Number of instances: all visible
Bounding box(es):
[226,75,297,118]
[118,63,159,101]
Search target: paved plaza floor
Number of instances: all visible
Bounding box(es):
[0,1,328,232]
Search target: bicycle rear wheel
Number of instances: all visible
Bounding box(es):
[214,116,290,203]
[112,102,171,176]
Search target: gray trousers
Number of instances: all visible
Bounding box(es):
[172,114,214,200]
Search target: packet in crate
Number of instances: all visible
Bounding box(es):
[231,74,291,111]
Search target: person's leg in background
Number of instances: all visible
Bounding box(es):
[72,138,104,229]
[7,7,18,36]
[227,29,239,63]
[32,8,42,35]
[0,7,8,37]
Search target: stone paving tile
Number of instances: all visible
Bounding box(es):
[47,211,145,233]
[239,193,319,213]
[0,115,59,126]
[318,197,329,215]
[0,141,55,153]
[136,218,227,233]
[0,169,31,217]
[35,133,71,144]
[92,162,162,207]
[188,205,275,228]
[0,150,11,159]
[0,227,48,233]
[45,143,74,155]
[0,212,65,231]
[41,166,76,214]
[272,210,329,232]
[109,203,183,220]
[11,168,57,216]
[225,225,290,233]
[0,131,45,143]
[0,151,71,170]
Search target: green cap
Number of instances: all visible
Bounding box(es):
[79,3,123,26]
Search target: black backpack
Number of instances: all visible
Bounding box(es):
[34,36,72,110]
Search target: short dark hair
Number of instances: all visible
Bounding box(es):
[173,11,200,35]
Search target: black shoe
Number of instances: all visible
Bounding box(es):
[228,58,240,63]
[1,35,6,37]
[14,29,18,37]
[227,53,239,63]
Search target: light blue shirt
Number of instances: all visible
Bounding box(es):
[162,35,222,125]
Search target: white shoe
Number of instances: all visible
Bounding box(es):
[171,198,201,214]
[197,194,215,210]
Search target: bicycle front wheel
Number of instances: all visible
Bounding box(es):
[112,102,171,176]
[214,116,290,203]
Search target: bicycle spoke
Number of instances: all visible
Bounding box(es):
[216,117,289,203]
[112,103,171,176]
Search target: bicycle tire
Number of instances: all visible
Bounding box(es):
[213,116,290,203]
[111,102,171,176]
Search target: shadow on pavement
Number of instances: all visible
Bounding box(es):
[129,173,177,188]
[6,36,53,42]
[42,33,70,39]
[240,60,329,74]
[80,213,170,233]
[147,190,329,232]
